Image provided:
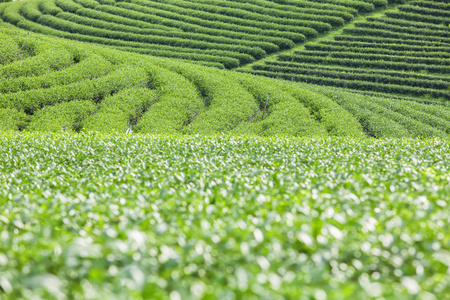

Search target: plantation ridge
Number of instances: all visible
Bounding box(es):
[1,0,449,100]
[1,0,450,137]
[1,0,450,299]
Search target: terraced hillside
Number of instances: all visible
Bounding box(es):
[0,0,388,69]
[2,27,450,138]
[246,0,450,100]
[1,0,449,101]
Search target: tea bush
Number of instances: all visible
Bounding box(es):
[1,134,449,299]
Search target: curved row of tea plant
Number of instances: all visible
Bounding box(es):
[0,0,382,69]
[0,27,356,137]
[247,0,450,100]
[2,26,450,138]
[1,134,449,299]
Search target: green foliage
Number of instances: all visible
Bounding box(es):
[233,73,328,137]
[0,33,23,65]
[0,54,112,93]
[277,82,365,138]
[0,108,29,131]
[247,68,450,100]
[0,47,74,79]
[1,134,450,298]
[254,62,449,90]
[397,4,450,19]
[249,0,450,100]
[0,0,377,69]
[0,26,448,137]
[83,88,158,133]
[278,54,450,74]
[27,100,96,132]
[163,64,259,135]
[135,64,204,134]
[0,64,148,113]
[309,87,411,138]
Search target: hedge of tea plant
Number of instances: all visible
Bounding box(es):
[1,26,450,138]
[247,0,450,100]
[0,0,379,68]
[0,133,449,299]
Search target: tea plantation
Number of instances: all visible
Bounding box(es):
[0,0,368,68]
[1,0,450,298]
[245,0,450,100]
[1,133,450,299]
[2,27,450,137]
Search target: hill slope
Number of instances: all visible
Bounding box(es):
[1,0,449,101]
[243,0,450,100]
[1,26,450,138]
[0,0,387,69]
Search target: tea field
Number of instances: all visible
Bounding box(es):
[0,0,369,68]
[2,26,450,138]
[1,0,449,99]
[245,0,450,100]
[1,0,450,298]
[0,133,449,299]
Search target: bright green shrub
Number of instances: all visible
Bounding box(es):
[136,64,204,134]
[304,43,450,59]
[364,0,387,7]
[371,97,450,135]
[354,22,450,38]
[54,11,279,54]
[282,0,374,12]
[233,101,329,137]
[83,88,157,133]
[265,60,449,84]
[75,6,183,31]
[20,0,42,22]
[365,103,446,138]
[122,0,329,34]
[397,4,450,20]
[0,32,23,65]
[334,35,447,48]
[27,100,96,132]
[39,0,63,15]
[189,0,354,22]
[343,27,450,44]
[301,82,448,138]
[35,14,269,59]
[402,101,450,124]
[0,54,112,93]
[156,64,258,135]
[254,62,449,90]
[0,108,29,131]
[0,65,148,113]
[0,2,25,25]
[234,73,328,137]
[9,19,252,68]
[101,2,303,42]
[112,45,254,66]
[247,69,450,100]
[281,82,365,137]
[322,40,450,53]
[314,89,410,138]
[278,54,450,74]
[0,47,74,79]
[72,0,99,9]
[54,0,84,13]
[348,98,445,138]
